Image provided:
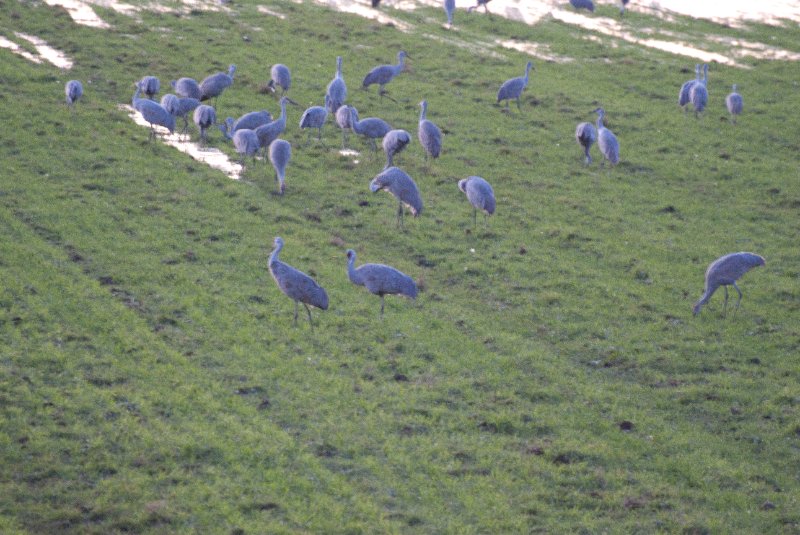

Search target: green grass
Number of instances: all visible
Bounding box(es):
[1,0,799,532]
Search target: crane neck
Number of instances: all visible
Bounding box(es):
[269,240,283,266]
[336,57,343,78]
[346,253,363,285]
[419,101,427,122]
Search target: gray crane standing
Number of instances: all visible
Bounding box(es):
[255,97,293,155]
[336,105,358,150]
[444,0,456,26]
[594,108,619,166]
[575,121,597,165]
[418,100,442,163]
[65,79,83,109]
[346,249,417,318]
[268,139,291,195]
[219,110,273,140]
[348,107,392,153]
[268,237,329,327]
[326,56,347,113]
[689,64,709,117]
[726,84,743,124]
[497,61,534,111]
[693,252,765,316]
[678,64,701,112]
[232,129,260,167]
[199,64,236,104]
[362,51,408,101]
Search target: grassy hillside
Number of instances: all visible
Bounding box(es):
[1,0,799,532]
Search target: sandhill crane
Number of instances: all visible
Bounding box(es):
[65,79,83,109]
[575,121,597,164]
[444,0,455,26]
[497,61,534,111]
[726,84,743,124]
[199,64,236,104]
[255,97,292,154]
[299,96,329,145]
[326,56,347,113]
[346,249,417,318]
[139,76,160,99]
[693,252,765,316]
[219,110,272,140]
[689,64,709,117]
[383,129,411,169]
[268,139,291,195]
[678,64,701,112]
[467,0,491,13]
[569,0,595,12]
[348,107,391,153]
[336,105,358,149]
[267,64,291,96]
[370,166,422,228]
[594,108,619,166]
[232,128,260,167]
[193,104,217,145]
[161,93,200,136]
[362,51,408,101]
[458,176,495,226]
[418,100,442,163]
[132,83,175,140]
[268,237,329,327]
[171,77,201,100]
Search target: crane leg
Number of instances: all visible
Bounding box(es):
[732,282,743,315]
[293,301,299,325]
[397,201,404,229]
[380,295,385,319]
[473,208,477,228]
[304,303,314,328]
[516,97,521,111]
[722,286,729,316]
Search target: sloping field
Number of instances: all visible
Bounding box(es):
[1,0,799,532]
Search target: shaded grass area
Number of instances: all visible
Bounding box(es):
[1,0,799,532]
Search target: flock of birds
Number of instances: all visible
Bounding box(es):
[60,0,763,325]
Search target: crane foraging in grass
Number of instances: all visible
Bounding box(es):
[458,176,495,227]
[193,104,217,145]
[692,252,765,316]
[268,237,328,327]
[497,61,533,111]
[267,64,291,96]
[268,139,291,195]
[383,129,412,169]
[132,83,175,140]
[299,96,329,146]
[139,76,160,99]
[161,94,201,136]
[232,128,260,167]
[171,77,201,100]
[575,121,597,165]
[346,249,417,318]
[370,167,422,228]
[65,79,83,109]
[418,100,442,163]
[726,84,743,124]
[594,108,619,166]
[362,51,408,102]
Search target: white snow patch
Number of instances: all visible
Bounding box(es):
[257,6,287,19]
[496,39,574,63]
[0,33,74,69]
[309,0,414,32]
